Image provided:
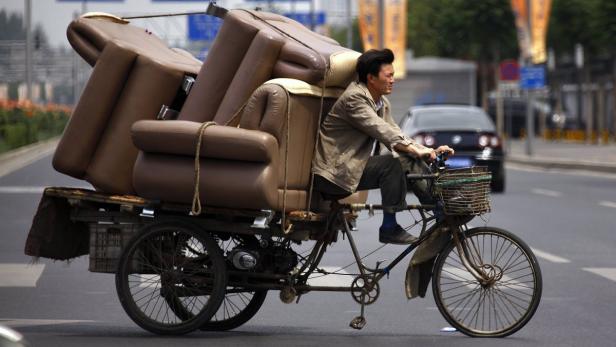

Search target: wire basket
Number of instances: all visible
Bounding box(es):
[434,167,492,216]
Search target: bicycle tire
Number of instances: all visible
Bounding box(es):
[432,226,542,337]
[201,289,268,331]
[115,222,226,335]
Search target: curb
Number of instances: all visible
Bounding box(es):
[506,155,616,174]
[0,137,60,178]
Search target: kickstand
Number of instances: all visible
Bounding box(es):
[349,297,367,330]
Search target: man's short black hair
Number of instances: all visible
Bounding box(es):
[356,48,394,84]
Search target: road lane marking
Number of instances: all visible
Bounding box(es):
[307,267,353,287]
[531,188,563,197]
[531,248,571,263]
[599,201,616,209]
[0,319,94,327]
[506,163,616,180]
[0,264,45,287]
[0,186,46,194]
[583,268,616,282]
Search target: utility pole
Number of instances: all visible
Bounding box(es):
[25,0,33,101]
[309,0,315,31]
[524,0,534,156]
[378,0,384,49]
[346,0,353,49]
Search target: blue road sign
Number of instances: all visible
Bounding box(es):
[188,14,221,41]
[284,12,326,26]
[520,66,546,90]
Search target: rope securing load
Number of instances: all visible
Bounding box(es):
[191,121,217,216]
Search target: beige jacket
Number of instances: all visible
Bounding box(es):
[312,81,413,192]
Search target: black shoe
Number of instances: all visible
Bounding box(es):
[379,224,418,244]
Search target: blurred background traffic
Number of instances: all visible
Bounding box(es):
[1,0,615,154]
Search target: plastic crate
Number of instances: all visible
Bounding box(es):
[89,223,140,273]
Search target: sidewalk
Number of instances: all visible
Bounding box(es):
[0,138,59,178]
[506,138,616,174]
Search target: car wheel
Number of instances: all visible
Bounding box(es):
[492,176,505,193]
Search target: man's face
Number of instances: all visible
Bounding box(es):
[368,63,395,96]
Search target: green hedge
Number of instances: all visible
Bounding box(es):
[0,101,71,153]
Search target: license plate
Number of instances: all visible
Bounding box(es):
[446,157,473,168]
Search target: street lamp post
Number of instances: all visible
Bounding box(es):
[524,0,534,156]
[25,0,33,101]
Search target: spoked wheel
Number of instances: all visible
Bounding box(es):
[202,288,268,331]
[432,227,542,337]
[201,234,267,331]
[115,222,226,335]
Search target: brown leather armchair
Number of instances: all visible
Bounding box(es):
[130,10,362,212]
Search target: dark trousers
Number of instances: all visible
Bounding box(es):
[314,154,433,213]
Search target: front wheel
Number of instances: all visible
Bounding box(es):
[432,227,542,337]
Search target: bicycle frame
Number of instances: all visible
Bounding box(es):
[286,203,493,296]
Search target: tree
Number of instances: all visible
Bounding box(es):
[547,0,599,58]
[0,9,26,40]
[593,0,616,136]
[406,0,517,107]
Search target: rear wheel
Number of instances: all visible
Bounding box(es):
[115,222,226,335]
[202,289,268,331]
[432,227,542,337]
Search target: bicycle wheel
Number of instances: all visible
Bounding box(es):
[432,227,542,337]
[201,234,267,330]
[115,222,226,335]
[202,289,268,331]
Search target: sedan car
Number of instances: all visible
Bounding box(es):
[399,105,505,192]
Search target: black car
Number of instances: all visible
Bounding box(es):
[399,105,505,192]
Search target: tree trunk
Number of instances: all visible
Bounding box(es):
[613,57,616,142]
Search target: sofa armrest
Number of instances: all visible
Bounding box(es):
[132,120,278,163]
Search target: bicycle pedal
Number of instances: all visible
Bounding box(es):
[349,316,366,330]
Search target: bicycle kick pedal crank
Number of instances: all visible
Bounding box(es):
[349,316,366,330]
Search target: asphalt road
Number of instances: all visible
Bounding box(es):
[1,155,616,347]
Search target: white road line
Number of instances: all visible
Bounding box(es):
[599,201,616,209]
[0,186,46,194]
[0,319,94,327]
[583,268,616,282]
[531,188,563,197]
[0,264,45,287]
[531,248,571,263]
[307,267,353,287]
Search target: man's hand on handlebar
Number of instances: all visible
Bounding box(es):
[394,143,455,163]
[435,145,454,157]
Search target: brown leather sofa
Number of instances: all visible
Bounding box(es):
[52,13,203,194]
[54,9,363,212]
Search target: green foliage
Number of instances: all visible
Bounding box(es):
[548,0,599,56]
[0,10,48,46]
[329,18,363,52]
[593,0,616,54]
[407,0,517,61]
[0,103,69,153]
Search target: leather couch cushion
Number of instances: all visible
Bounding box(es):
[132,120,278,163]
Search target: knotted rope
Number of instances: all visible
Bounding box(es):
[191,121,217,215]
